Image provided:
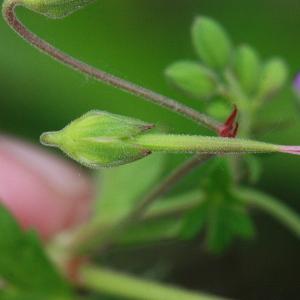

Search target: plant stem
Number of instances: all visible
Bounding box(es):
[128,154,212,220]
[133,134,280,154]
[80,264,225,300]
[236,187,300,237]
[143,190,205,220]
[2,0,221,132]
[72,154,211,254]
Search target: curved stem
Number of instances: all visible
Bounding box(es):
[80,264,225,300]
[2,1,221,132]
[71,154,211,254]
[127,154,212,220]
[236,187,300,237]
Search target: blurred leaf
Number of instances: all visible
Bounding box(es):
[117,191,204,245]
[166,156,218,198]
[165,61,218,99]
[0,291,70,300]
[0,204,71,298]
[180,202,208,239]
[243,155,262,183]
[180,158,255,254]
[181,193,255,254]
[145,190,204,219]
[206,194,255,253]
[117,217,184,245]
[252,119,293,136]
[206,101,231,121]
[95,154,165,223]
[258,58,289,99]
[204,158,233,191]
[192,16,232,69]
[234,45,261,95]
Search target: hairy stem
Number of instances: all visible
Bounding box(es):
[133,134,280,154]
[2,0,221,132]
[80,264,225,300]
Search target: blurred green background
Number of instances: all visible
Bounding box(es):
[1,0,300,299]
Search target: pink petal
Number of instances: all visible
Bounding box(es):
[0,134,95,240]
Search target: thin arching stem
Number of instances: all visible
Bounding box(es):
[128,154,212,221]
[3,1,221,132]
[73,154,212,254]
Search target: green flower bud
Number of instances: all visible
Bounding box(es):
[40,111,153,168]
[192,16,232,69]
[258,58,288,99]
[165,61,218,99]
[20,0,95,19]
[41,111,300,169]
[234,45,261,95]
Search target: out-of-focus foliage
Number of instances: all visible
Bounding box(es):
[96,154,166,222]
[93,154,204,245]
[0,204,72,299]
[180,159,255,254]
[163,15,293,253]
[1,0,300,299]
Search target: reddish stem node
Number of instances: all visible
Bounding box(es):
[218,105,239,138]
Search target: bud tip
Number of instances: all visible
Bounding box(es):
[40,131,62,147]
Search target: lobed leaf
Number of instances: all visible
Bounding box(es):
[180,158,255,254]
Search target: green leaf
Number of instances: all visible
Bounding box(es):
[180,202,208,239]
[206,101,231,121]
[0,291,70,300]
[145,190,204,219]
[0,204,71,298]
[234,45,261,95]
[203,157,233,192]
[180,192,255,254]
[206,193,255,254]
[95,154,166,223]
[165,61,218,99]
[118,190,204,245]
[117,218,184,245]
[20,0,95,19]
[180,158,255,254]
[243,155,262,183]
[192,16,232,69]
[258,58,289,99]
